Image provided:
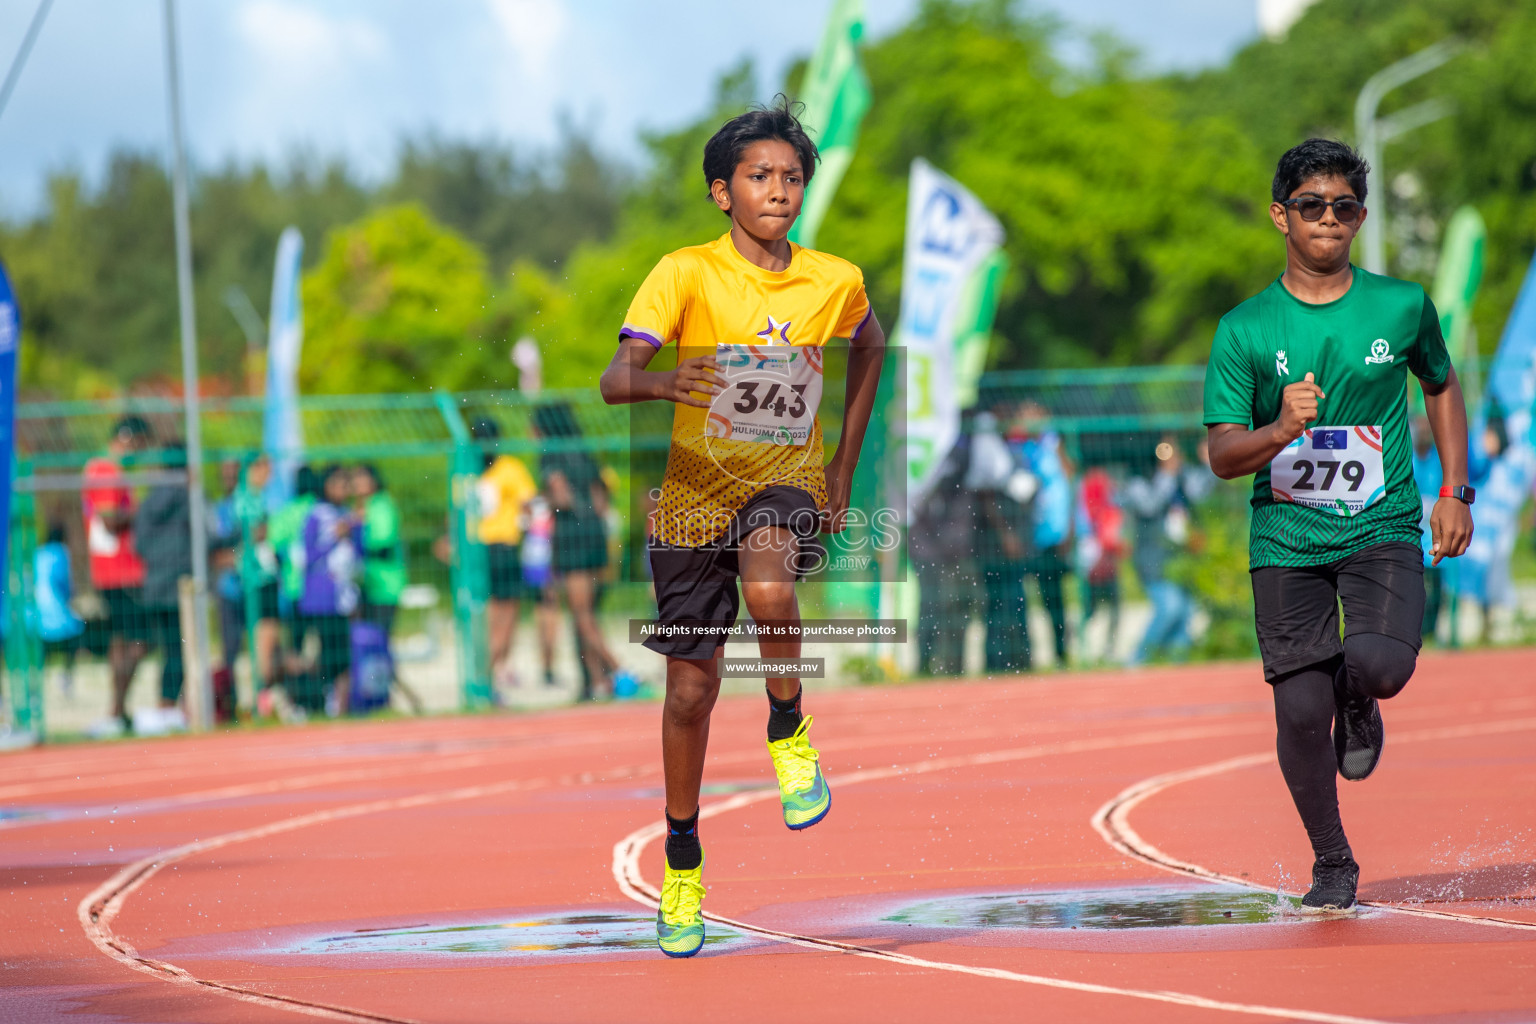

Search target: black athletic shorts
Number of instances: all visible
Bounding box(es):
[644,485,828,660]
[486,543,542,602]
[1250,541,1424,683]
[102,586,151,643]
[256,579,281,620]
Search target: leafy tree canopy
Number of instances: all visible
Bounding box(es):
[6,0,1536,398]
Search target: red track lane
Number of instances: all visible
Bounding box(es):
[3,651,1534,1023]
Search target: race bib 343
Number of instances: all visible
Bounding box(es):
[706,343,823,447]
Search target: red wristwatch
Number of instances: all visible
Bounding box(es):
[1440,485,1476,505]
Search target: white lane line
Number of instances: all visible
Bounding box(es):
[77,770,586,1024]
[79,719,1262,1023]
[1091,716,1536,932]
[4,749,539,832]
[611,733,1400,1024]
[0,727,624,803]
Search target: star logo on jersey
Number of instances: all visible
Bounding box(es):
[1276,350,1289,377]
[756,315,792,344]
[1365,338,1393,365]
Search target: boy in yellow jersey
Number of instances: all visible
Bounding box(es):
[600,98,886,957]
[470,417,546,689]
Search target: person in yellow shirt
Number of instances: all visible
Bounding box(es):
[471,417,546,688]
[599,97,886,957]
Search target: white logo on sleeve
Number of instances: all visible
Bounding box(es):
[1365,338,1393,365]
[1276,350,1289,377]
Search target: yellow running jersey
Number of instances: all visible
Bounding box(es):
[620,233,871,547]
[476,455,538,546]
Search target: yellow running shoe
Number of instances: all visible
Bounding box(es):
[656,854,706,958]
[767,716,831,830]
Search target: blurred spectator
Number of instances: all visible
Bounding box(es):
[911,436,975,676]
[471,416,549,689]
[968,410,1037,673]
[1125,436,1193,667]
[82,414,152,737]
[33,521,84,695]
[234,456,282,691]
[1464,412,1509,643]
[271,465,320,666]
[1012,403,1072,666]
[353,464,406,634]
[1183,437,1219,505]
[1075,467,1124,663]
[1410,414,1443,640]
[133,441,192,733]
[210,459,245,674]
[296,465,360,713]
[534,402,619,700]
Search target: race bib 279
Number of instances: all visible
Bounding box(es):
[1270,425,1387,517]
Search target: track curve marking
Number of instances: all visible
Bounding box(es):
[1091,716,1536,932]
[613,732,1400,1024]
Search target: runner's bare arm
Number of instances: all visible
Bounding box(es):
[823,313,887,533]
[1206,372,1326,479]
[1421,365,1472,565]
[599,337,719,408]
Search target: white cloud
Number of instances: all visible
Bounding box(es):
[236,0,387,72]
[486,0,568,82]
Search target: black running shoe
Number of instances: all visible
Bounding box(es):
[1334,691,1384,781]
[1300,853,1360,914]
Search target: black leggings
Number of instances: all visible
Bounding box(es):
[1271,632,1417,859]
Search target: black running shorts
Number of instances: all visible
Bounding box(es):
[644,485,827,660]
[1250,541,1425,682]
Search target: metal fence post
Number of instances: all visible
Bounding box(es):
[436,395,492,708]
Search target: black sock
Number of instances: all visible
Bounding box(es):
[766,685,803,741]
[664,809,701,870]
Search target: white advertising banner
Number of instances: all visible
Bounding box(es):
[898,158,1006,510]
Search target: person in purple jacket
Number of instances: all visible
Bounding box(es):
[296,464,360,713]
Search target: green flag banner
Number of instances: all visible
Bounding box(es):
[1431,205,1487,410]
[788,0,871,251]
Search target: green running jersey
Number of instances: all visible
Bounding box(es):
[1203,266,1450,568]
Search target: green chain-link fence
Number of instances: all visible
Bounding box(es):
[12,364,1484,740]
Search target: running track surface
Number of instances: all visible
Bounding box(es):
[4,650,1534,1024]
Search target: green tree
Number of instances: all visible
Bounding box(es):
[301,204,497,393]
[388,128,621,274]
[1178,0,1536,369]
[530,3,1280,375]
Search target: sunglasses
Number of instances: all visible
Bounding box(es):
[1281,196,1364,224]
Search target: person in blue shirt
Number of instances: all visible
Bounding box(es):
[1409,415,1443,640]
[34,522,85,695]
[1011,404,1073,666]
[1125,436,1195,667]
[1457,411,1508,644]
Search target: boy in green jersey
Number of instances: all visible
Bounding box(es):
[1204,139,1473,913]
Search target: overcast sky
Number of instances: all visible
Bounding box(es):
[0,0,1259,218]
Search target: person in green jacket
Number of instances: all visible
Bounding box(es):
[353,464,406,633]
[268,465,320,667]
[234,455,282,691]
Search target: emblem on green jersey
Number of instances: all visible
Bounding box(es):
[1276,350,1289,377]
[1365,338,1392,365]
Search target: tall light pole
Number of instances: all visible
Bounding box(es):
[1354,39,1461,275]
[164,0,214,729]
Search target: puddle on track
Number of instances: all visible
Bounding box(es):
[885,886,1314,930]
[279,912,754,959]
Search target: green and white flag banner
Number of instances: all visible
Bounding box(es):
[788,0,871,251]
[898,158,1007,511]
[1430,205,1486,411]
